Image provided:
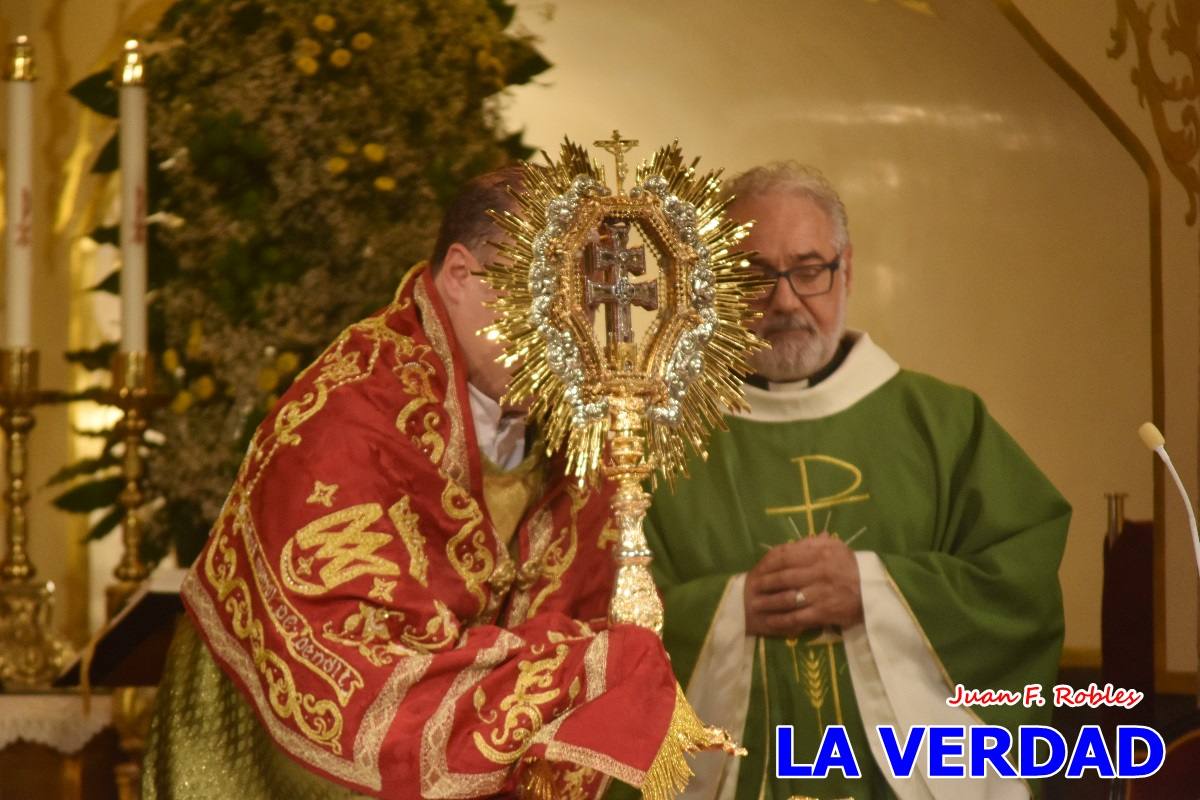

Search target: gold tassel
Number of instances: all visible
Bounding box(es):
[519,756,557,800]
[640,685,746,800]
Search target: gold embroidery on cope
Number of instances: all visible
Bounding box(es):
[274,313,418,448]
[322,599,461,668]
[504,508,551,626]
[471,643,577,765]
[596,517,618,551]
[388,496,429,586]
[281,504,402,596]
[443,482,495,616]
[369,577,397,603]
[527,486,586,617]
[275,347,365,446]
[307,480,339,507]
[415,280,469,485]
[203,502,347,752]
[421,631,525,797]
[395,359,447,465]
[179,278,443,791]
[239,507,365,707]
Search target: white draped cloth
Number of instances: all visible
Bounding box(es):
[0,693,113,753]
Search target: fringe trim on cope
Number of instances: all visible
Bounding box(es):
[641,685,747,800]
[518,756,557,800]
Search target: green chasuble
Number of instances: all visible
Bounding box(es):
[610,332,1069,800]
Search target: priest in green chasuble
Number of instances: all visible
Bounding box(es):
[625,164,1070,800]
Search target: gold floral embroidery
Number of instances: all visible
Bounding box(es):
[238,508,365,707]
[369,577,396,602]
[275,347,364,446]
[182,270,456,791]
[281,504,402,596]
[528,486,586,617]
[387,496,429,587]
[274,312,419,448]
[395,359,446,465]
[322,599,460,669]
[597,517,618,551]
[471,643,578,765]
[307,480,339,507]
[559,763,599,800]
[443,481,493,616]
[421,631,523,796]
[204,503,346,752]
[415,280,468,486]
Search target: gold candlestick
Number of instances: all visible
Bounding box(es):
[0,348,38,582]
[0,348,75,687]
[6,35,35,81]
[106,352,155,615]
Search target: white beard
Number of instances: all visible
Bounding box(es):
[749,313,843,382]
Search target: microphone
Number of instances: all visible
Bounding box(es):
[1139,421,1200,578]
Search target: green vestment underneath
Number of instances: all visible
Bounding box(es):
[611,334,1069,800]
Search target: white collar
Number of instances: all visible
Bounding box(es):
[467,383,527,469]
[735,332,900,422]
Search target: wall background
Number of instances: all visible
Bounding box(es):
[0,0,1193,690]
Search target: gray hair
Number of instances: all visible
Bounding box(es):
[723,161,850,253]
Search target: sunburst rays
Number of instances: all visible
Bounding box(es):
[484,137,765,481]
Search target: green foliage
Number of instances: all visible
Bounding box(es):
[52,476,123,514]
[47,453,120,486]
[68,70,119,119]
[58,0,551,566]
[64,341,119,371]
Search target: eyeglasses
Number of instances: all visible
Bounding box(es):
[749,256,841,301]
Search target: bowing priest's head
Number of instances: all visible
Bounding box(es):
[430,165,525,403]
[727,162,854,383]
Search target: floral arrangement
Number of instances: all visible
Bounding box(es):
[55,0,549,564]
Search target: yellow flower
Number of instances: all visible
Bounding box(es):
[351,32,374,51]
[329,48,352,68]
[185,334,204,361]
[296,37,321,56]
[275,351,300,374]
[258,367,280,393]
[170,390,194,415]
[294,55,319,76]
[313,13,336,32]
[362,143,386,163]
[373,176,397,192]
[336,138,357,155]
[192,375,216,400]
[162,348,180,372]
[324,156,349,175]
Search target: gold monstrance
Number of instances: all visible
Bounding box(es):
[485,135,764,634]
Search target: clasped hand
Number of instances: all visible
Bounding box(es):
[743,533,864,636]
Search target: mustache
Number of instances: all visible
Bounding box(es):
[758,314,815,337]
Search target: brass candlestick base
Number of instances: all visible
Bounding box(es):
[0,581,73,689]
[107,352,157,615]
[0,348,76,688]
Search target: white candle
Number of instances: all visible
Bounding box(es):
[5,36,34,349]
[118,39,147,353]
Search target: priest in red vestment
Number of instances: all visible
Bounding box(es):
[143,166,720,799]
